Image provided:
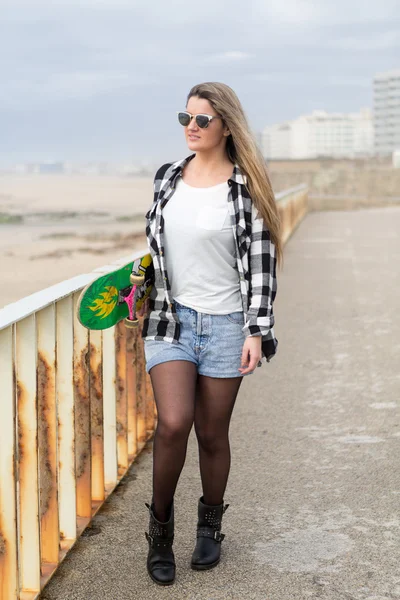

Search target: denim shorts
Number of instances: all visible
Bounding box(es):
[143,299,254,378]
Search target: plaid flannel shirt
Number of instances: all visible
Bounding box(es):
[141,152,278,366]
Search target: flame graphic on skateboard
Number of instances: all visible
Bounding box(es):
[77,254,154,330]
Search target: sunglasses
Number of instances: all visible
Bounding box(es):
[177,110,223,129]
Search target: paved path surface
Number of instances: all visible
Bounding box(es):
[42,207,400,600]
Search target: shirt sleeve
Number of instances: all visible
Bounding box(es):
[242,203,277,338]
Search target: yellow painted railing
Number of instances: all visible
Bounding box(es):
[0,183,308,600]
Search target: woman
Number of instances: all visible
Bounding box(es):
[138,82,282,586]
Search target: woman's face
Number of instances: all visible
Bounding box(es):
[184,96,230,152]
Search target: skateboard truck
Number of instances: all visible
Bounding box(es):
[123,272,145,328]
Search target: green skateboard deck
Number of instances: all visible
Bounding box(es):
[77,253,154,330]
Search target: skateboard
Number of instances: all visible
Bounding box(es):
[77,253,154,330]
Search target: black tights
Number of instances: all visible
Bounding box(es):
[149,360,243,522]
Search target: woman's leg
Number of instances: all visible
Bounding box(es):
[149,360,198,521]
[194,375,243,505]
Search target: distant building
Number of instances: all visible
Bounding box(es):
[13,164,29,174]
[393,149,400,168]
[373,69,400,156]
[262,108,373,160]
[39,162,65,174]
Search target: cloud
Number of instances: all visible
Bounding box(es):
[323,75,371,87]
[327,30,400,51]
[258,0,399,26]
[203,51,255,64]
[1,71,157,110]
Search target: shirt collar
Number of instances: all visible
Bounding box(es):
[170,152,248,186]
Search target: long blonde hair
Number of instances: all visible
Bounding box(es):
[186,82,283,269]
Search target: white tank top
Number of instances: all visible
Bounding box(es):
[162,174,243,314]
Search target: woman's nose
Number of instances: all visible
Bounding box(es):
[188,118,199,132]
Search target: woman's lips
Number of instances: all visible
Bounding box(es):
[188,135,200,140]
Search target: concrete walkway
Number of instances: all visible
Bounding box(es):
[42,207,400,600]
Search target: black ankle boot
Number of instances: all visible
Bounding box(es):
[191,495,230,570]
[144,499,175,585]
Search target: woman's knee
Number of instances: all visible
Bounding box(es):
[156,418,192,445]
[195,426,228,453]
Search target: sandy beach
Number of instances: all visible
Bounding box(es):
[0,175,153,307]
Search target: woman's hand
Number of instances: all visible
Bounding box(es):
[238,335,262,375]
[137,296,150,318]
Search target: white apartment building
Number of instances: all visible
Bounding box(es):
[262,108,373,160]
[373,69,400,156]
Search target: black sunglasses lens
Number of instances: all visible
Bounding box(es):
[178,112,191,126]
[196,115,210,128]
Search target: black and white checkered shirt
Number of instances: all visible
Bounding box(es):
[141,152,278,366]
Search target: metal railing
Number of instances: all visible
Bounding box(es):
[0,252,155,599]
[0,183,308,600]
[276,183,309,244]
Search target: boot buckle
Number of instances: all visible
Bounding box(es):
[145,531,154,547]
[214,530,225,542]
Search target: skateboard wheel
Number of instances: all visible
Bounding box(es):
[130,273,145,286]
[124,317,139,329]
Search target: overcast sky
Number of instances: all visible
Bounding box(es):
[1,0,399,167]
